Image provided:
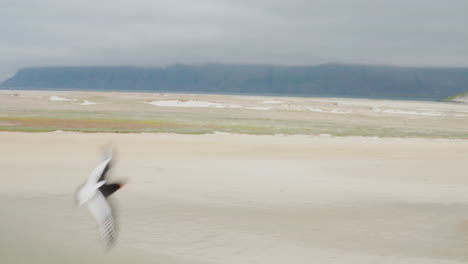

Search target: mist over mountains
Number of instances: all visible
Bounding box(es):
[2,64,468,100]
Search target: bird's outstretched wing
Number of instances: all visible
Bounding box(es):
[98,146,113,182]
[87,157,112,184]
[85,191,117,247]
[98,158,112,183]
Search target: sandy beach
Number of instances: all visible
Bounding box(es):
[1,90,468,263]
[1,90,468,137]
[2,130,468,263]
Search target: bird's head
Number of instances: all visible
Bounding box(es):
[116,182,126,190]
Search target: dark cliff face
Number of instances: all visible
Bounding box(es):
[2,64,468,100]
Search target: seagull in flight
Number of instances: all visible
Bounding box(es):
[76,147,124,247]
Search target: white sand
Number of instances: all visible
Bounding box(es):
[261,100,284,104]
[50,95,77,101]
[145,99,272,111]
[374,108,446,116]
[79,100,97,106]
[306,106,352,114]
[451,94,468,104]
[1,132,468,263]
[145,99,226,108]
[242,106,272,110]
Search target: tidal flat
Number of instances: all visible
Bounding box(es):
[1,90,468,137]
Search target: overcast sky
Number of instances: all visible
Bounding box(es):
[1,0,467,81]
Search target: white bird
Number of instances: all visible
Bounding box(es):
[76,148,124,247]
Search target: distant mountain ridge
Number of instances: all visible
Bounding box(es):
[2,64,468,100]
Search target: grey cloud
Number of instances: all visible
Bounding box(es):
[1,0,467,81]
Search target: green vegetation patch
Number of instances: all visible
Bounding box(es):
[445,92,468,101]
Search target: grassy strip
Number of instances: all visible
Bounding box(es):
[1,124,468,138]
[445,92,468,101]
[1,113,468,138]
[0,115,169,124]
[0,126,212,134]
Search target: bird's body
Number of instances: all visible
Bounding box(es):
[76,150,123,247]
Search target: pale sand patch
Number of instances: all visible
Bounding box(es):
[372,108,468,117]
[50,95,77,101]
[261,100,285,104]
[145,100,272,111]
[212,131,234,135]
[1,132,468,263]
[79,100,97,106]
[145,99,225,108]
[306,106,352,114]
[242,106,272,110]
[374,108,446,116]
